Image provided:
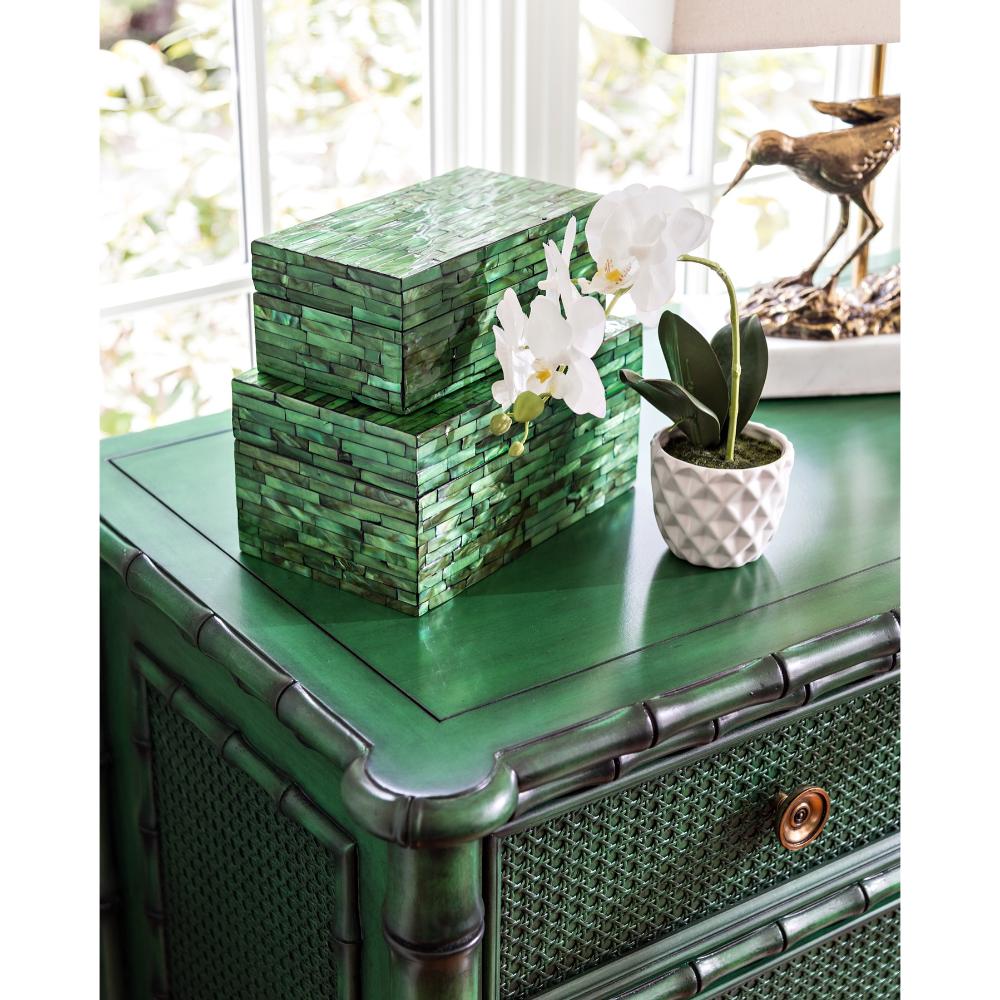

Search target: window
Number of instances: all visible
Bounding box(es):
[101,0,900,434]
[100,0,426,435]
[264,0,424,230]
[578,1,900,293]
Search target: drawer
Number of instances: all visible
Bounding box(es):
[488,676,899,1000]
[707,907,900,999]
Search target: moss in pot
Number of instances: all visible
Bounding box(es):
[620,258,794,569]
[665,433,781,470]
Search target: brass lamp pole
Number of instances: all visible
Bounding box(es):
[854,43,888,286]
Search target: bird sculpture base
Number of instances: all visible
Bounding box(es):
[739,265,900,341]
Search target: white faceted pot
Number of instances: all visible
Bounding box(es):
[650,421,794,569]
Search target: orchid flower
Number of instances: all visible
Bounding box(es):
[490,217,609,456]
[491,288,533,410]
[580,184,713,315]
[490,183,743,462]
[583,185,744,462]
[538,217,577,303]
[524,296,606,419]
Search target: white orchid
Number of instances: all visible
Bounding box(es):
[580,184,712,314]
[492,219,581,411]
[489,183,730,461]
[491,288,533,409]
[538,216,577,303]
[489,284,606,421]
[490,214,608,437]
[523,295,606,419]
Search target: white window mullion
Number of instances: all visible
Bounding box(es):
[420,0,434,176]
[832,44,867,104]
[689,52,720,189]
[232,0,271,363]
[99,262,253,321]
[426,0,461,175]
[426,0,580,185]
[231,0,272,245]
[485,0,519,174]
[517,0,580,186]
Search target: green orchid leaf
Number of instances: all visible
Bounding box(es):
[658,309,730,427]
[710,313,769,434]
[619,369,721,448]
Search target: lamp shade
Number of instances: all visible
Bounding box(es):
[605,0,900,53]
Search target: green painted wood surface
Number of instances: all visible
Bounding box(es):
[101,338,898,806]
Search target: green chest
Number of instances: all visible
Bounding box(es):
[101,389,900,1000]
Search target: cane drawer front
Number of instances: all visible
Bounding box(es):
[144,682,358,1000]
[708,907,900,999]
[492,679,900,1000]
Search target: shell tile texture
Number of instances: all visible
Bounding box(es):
[649,423,794,569]
[250,166,598,414]
[234,318,642,616]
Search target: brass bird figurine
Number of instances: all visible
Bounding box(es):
[724,95,900,291]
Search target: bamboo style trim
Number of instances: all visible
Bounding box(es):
[500,669,898,841]
[690,871,899,1000]
[100,706,126,1000]
[101,520,900,848]
[101,520,369,768]
[528,837,900,1000]
[131,647,362,999]
[481,677,899,1000]
[344,615,900,846]
[131,653,171,1000]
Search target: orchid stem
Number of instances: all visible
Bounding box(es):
[604,289,626,317]
[679,254,741,462]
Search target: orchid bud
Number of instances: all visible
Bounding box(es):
[512,390,544,423]
[508,441,525,458]
[489,412,513,435]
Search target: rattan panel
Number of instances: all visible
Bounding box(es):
[496,682,899,999]
[147,689,340,1000]
[714,908,900,998]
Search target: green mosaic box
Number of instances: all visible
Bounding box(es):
[232,317,642,616]
[251,167,598,415]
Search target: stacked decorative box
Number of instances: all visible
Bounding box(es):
[249,168,600,414]
[234,167,643,615]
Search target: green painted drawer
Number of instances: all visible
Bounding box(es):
[251,167,597,414]
[489,678,900,1000]
[232,318,642,616]
[709,908,900,999]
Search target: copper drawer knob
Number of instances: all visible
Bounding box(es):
[775,785,831,850]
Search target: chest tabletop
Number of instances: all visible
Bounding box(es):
[101,378,899,999]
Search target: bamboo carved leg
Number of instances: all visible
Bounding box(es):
[383,842,484,1000]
